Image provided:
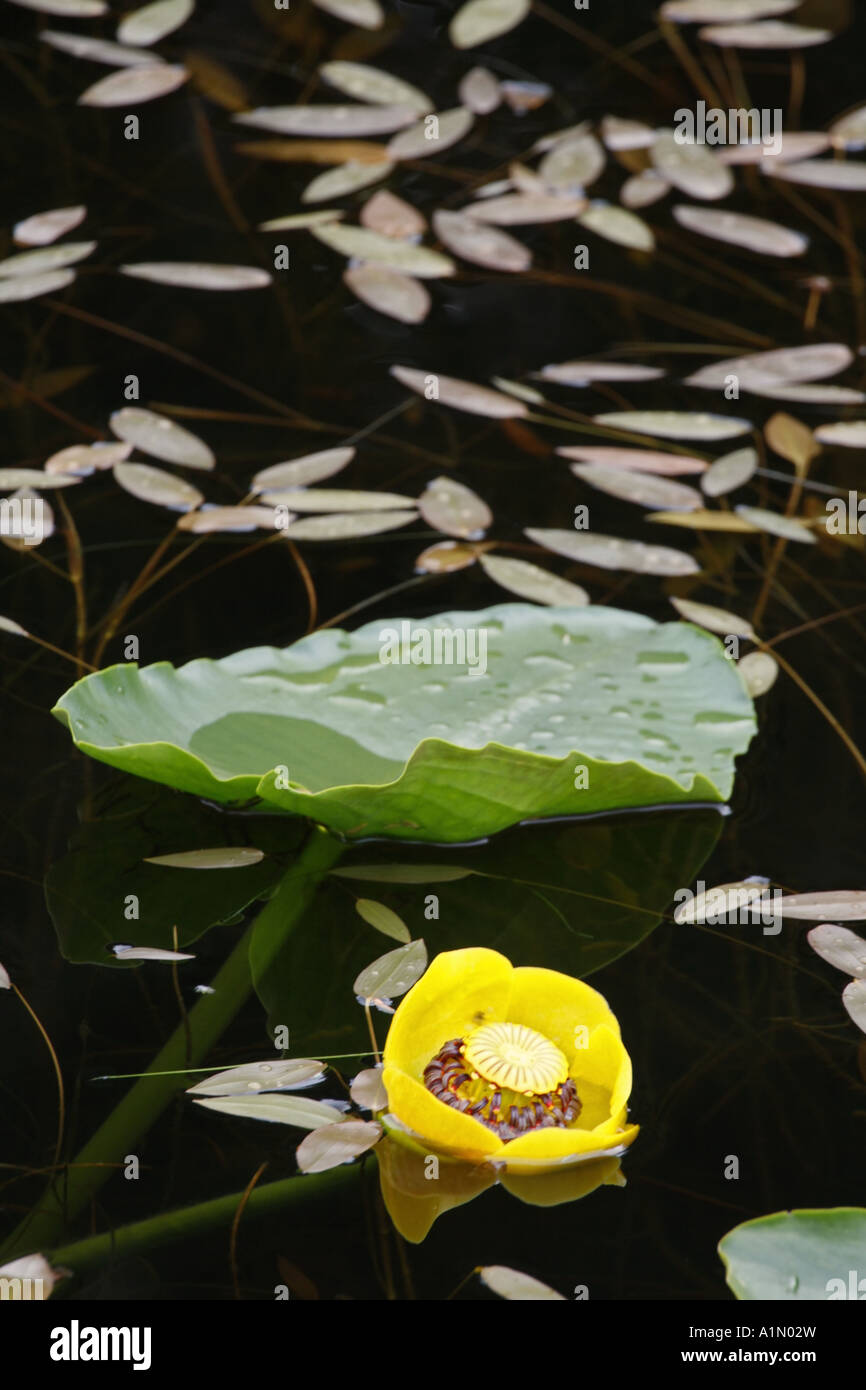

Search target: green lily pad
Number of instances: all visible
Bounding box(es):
[719,1209,866,1300]
[52,604,756,844]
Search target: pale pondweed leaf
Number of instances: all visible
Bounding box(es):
[737,650,779,697]
[354,898,410,943]
[78,64,189,106]
[193,1093,345,1127]
[116,0,195,46]
[143,847,265,868]
[670,597,756,641]
[110,406,214,470]
[187,1059,327,1096]
[807,925,866,980]
[349,1068,388,1110]
[418,475,492,538]
[296,1119,382,1172]
[479,1266,566,1300]
[353,939,428,1000]
[13,205,86,246]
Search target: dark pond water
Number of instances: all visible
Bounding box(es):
[1,0,866,1301]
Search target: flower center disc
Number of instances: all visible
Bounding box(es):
[463,1022,568,1095]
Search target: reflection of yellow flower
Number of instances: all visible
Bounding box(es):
[381,948,638,1179]
[377,1131,625,1244]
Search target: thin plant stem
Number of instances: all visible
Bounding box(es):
[56,494,87,675]
[286,538,318,632]
[11,985,65,1176]
[659,19,722,107]
[230,1162,268,1298]
[91,529,179,666]
[364,1002,381,1066]
[171,926,192,1069]
[8,628,97,671]
[532,1,675,99]
[761,644,866,783]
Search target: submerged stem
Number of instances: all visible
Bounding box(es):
[48,1164,363,1278]
[0,826,343,1261]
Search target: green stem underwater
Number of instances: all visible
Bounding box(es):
[49,1163,364,1279]
[0,825,344,1261]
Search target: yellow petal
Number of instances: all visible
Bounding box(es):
[569,1079,612,1130]
[507,966,619,1061]
[569,1023,633,1126]
[499,1121,639,1174]
[381,1065,505,1161]
[501,1155,623,1207]
[609,1045,633,1118]
[383,947,512,1080]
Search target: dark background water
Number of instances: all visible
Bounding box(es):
[1,0,865,1299]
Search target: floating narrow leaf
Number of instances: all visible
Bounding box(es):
[320,61,431,113]
[418,475,492,538]
[387,108,474,162]
[120,262,272,290]
[302,160,392,203]
[144,847,265,869]
[116,0,195,46]
[479,1266,565,1301]
[285,511,418,540]
[557,444,705,475]
[192,1094,345,1128]
[700,447,757,497]
[313,224,455,278]
[332,864,472,882]
[0,242,95,277]
[594,411,752,441]
[349,1068,388,1109]
[296,1120,382,1172]
[807,924,866,979]
[362,191,426,239]
[577,204,655,251]
[777,891,866,921]
[187,1059,326,1096]
[114,460,204,513]
[233,105,415,138]
[354,939,428,999]
[260,487,414,512]
[571,463,701,511]
[355,899,410,943]
[526,527,700,576]
[13,205,86,247]
[697,21,832,48]
[652,129,733,200]
[671,597,756,641]
[252,448,355,493]
[78,64,189,106]
[734,505,816,544]
[432,210,530,274]
[343,264,430,324]
[480,553,589,606]
[673,205,807,257]
[390,365,527,418]
[737,650,778,696]
[449,0,531,49]
[110,407,215,470]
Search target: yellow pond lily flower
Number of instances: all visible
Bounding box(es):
[381,947,638,1181]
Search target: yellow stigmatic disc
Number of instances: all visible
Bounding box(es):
[462,1021,569,1095]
